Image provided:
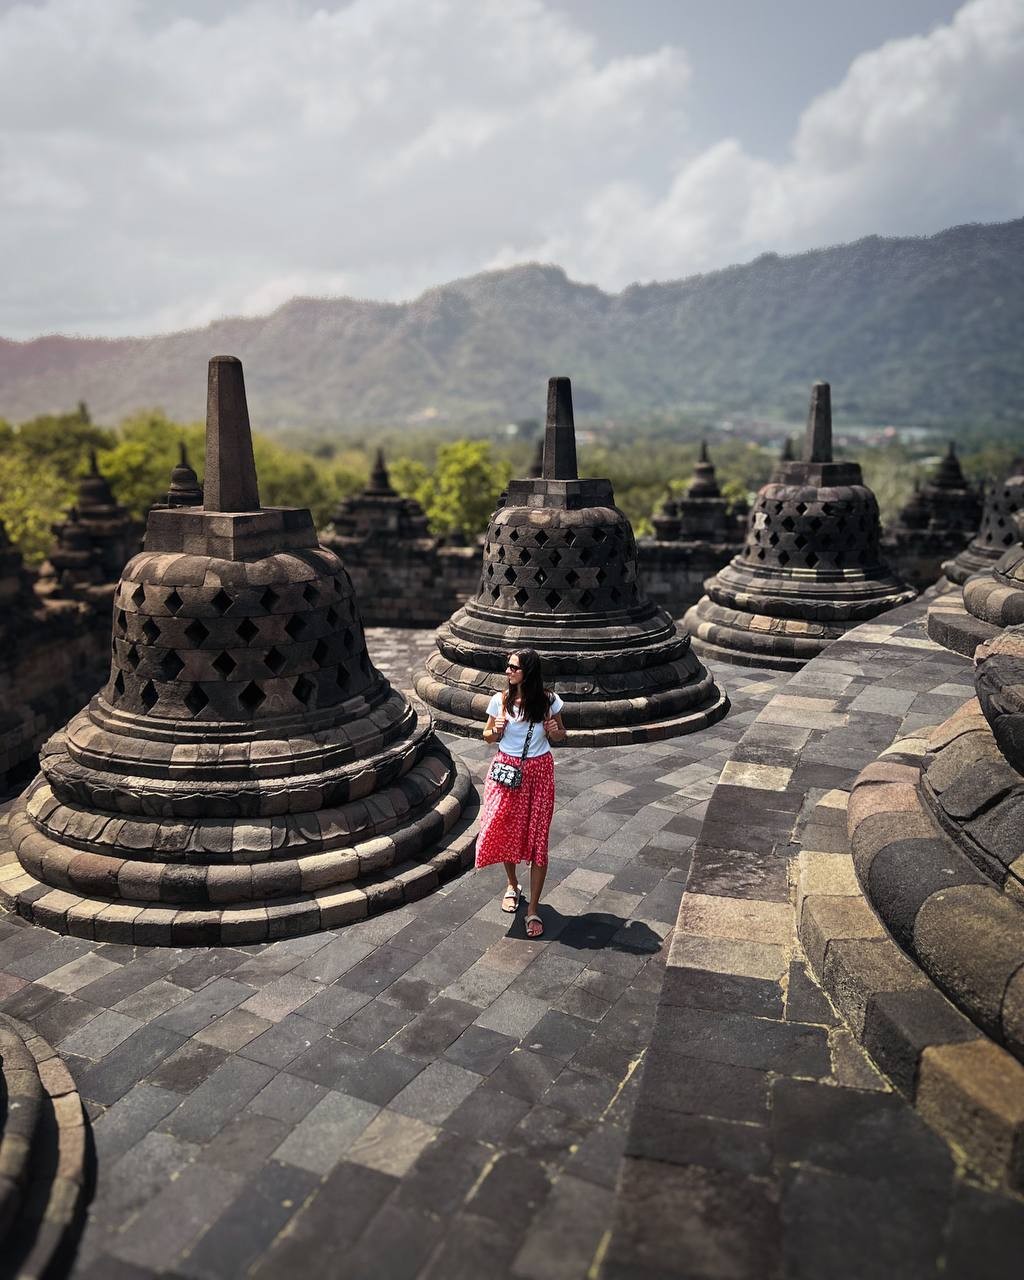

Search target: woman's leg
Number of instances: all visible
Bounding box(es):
[527,861,547,933]
[503,861,520,889]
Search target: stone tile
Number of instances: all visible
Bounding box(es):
[238,973,323,1022]
[443,1024,516,1075]
[145,1040,228,1093]
[113,979,191,1022]
[473,989,550,1038]
[59,1009,144,1060]
[237,1011,328,1069]
[154,978,256,1036]
[347,1108,438,1177]
[342,1048,425,1106]
[76,1024,187,1106]
[36,950,121,994]
[668,931,789,982]
[90,1082,184,1163]
[444,1087,532,1143]
[202,1110,291,1175]
[389,996,480,1059]
[108,1162,245,1270]
[719,760,794,791]
[272,1090,380,1174]
[679,892,792,946]
[510,1173,612,1280]
[249,1071,327,1125]
[390,1059,483,1125]
[160,1056,276,1143]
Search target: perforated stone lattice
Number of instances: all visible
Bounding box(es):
[104,558,372,721]
[475,511,641,614]
[739,486,883,573]
[976,476,1024,551]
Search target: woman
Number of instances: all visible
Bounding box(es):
[476,649,567,938]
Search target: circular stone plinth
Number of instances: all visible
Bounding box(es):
[0,1014,89,1277]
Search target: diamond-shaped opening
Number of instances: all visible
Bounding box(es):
[497,545,506,562]
[564,531,577,547]
[211,588,232,615]
[504,567,517,583]
[335,664,350,690]
[285,614,307,639]
[260,587,279,611]
[509,529,519,542]
[809,517,822,533]
[326,606,339,627]
[579,547,591,564]
[114,609,127,634]
[579,589,595,609]
[768,532,779,546]
[112,670,125,697]
[518,549,532,564]
[212,651,236,679]
[486,564,495,578]
[293,674,315,705]
[757,548,766,560]
[781,516,795,531]
[125,643,140,670]
[549,549,562,566]
[141,618,160,644]
[185,619,210,645]
[184,684,209,716]
[536,568,547,585]
[514,587,529,608]
[777,550,790,567]
[773,502,784,514]
[302,582,319,606]
[313,639,329,664]
[236,617,259,643]
[820,503,833,516]
[535,529,549,546]
[565,569,580,587]
[140,680,158,710]
[794,534,807,549]
[795,502,808,515]
[343,628,355,651]
[491,587,501,602]
[544,590,562,610]
[238,681,266,713]
[264,646,285,674]
[610,586,621,603]
[595,568,606,584]
[131,584,146,608]
[165,589,183,615]
[159,650,185,681]
[592,528,606,543]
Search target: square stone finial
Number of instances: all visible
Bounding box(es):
[204,356,261,513]
[543,377,579,481]
[804,381,833,464]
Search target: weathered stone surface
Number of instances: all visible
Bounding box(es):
[943,459,1024,585]
[685,382,915,671]
[0,356,473,943]
[414,377,727,744]
[882,443,981,591]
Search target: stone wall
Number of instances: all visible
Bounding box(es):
[327,534,733,627]
[325,536,480,628]
[0,600,110,791]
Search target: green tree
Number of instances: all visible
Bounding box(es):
[0,451,74,563]
[397,441,510,538]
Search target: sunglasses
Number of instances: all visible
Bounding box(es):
[505,663,521,672]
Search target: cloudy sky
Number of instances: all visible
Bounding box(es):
[2,0,1022,338]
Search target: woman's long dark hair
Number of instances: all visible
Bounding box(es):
[504,649,551,723]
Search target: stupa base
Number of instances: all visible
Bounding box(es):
[0,767,478,946]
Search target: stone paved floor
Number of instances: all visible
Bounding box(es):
[2,619,1022,1279]
[0,632,787,1280]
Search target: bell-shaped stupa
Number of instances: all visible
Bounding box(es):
[413,377,727,745]
[882,443,982,591]
[0,356,473,945]
[943,459,1024,585]
[323,448,430,541]
[684,382,915,670]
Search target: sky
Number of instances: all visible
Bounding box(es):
[2,0,1021,339]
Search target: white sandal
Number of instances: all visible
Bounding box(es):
[525,914,544,938]
[501,884,522,913]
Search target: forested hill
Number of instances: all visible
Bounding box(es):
[2,218,1022,433]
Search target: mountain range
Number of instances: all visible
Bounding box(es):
[2,218,1022,434]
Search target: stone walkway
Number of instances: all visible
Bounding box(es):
[0,632,785,1279]
[2,619,1022,1278]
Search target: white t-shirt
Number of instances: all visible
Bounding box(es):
[487,691,564,758]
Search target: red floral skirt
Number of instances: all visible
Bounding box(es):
[475,751,555,868]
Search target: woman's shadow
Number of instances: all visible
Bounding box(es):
[505,906,662,954]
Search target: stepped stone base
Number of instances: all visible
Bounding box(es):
[0,1013,89,1279]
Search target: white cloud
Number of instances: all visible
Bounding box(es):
[518,0,1024,284]
[0,0,1020,337]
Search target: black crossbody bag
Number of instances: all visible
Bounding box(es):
[489,719,534,789]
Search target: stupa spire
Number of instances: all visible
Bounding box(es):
[804,381,832,463]
[367,448,395,496]
[204,355,260,512]
[543,377,578,481]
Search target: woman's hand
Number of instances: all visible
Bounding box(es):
[493,715,507,737]
[544,715,565,742]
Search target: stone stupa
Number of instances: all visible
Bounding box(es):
[882,442,981,590]
[323,448,430,542]
[413,377,728,745]
[942,458,1024,585]
[652,441,744,545]
[684,382,915,670]
[0,356,473,945]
